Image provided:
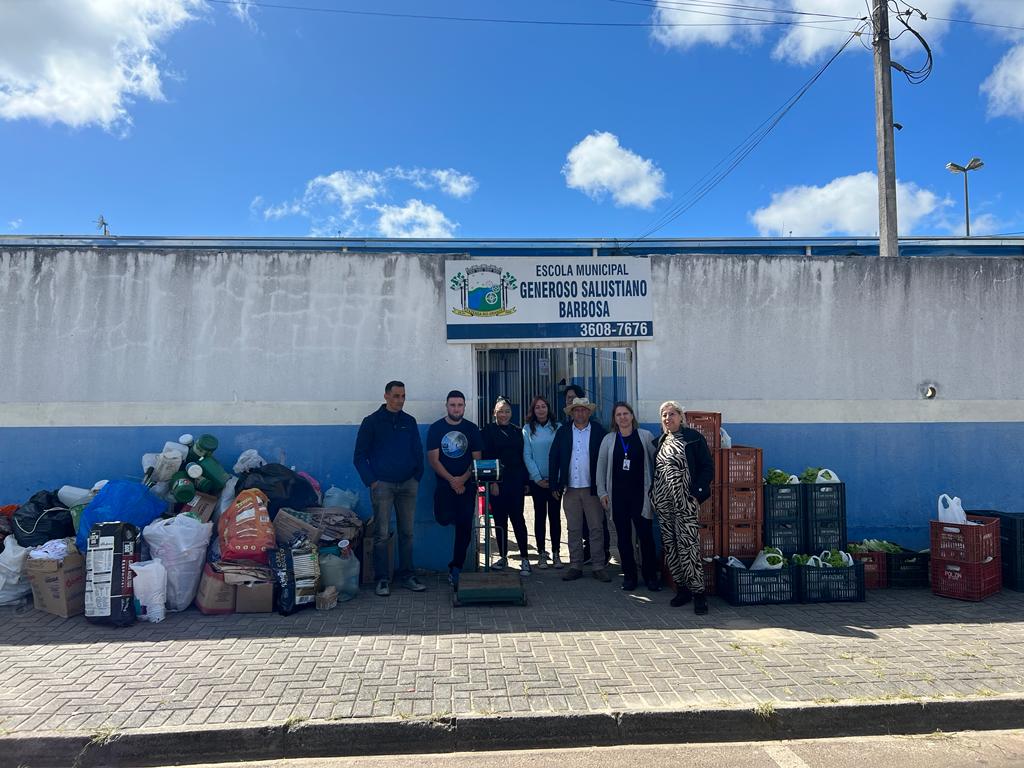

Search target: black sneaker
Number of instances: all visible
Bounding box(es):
[621,578,638,591]
[670,587,692,607]
[645,579,662,592]
[694,594,709,615]
[562,568,584,581]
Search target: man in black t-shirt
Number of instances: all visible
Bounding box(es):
[426,390,483,589]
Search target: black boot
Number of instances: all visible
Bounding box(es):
[670,587,692,607]
[694,593,708,615]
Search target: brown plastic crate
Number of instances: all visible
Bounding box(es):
[684,411,721,453]
[723,521,762,558]
[698,485,721,525]
[699,522,719,559]
[850,549,887,589]
[660,557,717,596]
[721,446,763,487]
[931,556,1002,601]
[929,515,1000,563]
[723,486,762,525]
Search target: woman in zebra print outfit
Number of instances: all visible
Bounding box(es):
[651,401,715,614]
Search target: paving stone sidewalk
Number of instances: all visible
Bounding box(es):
[2,571,1024,738]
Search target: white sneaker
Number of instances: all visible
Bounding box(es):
[537,551,550,570]
[553,553,564,569]
[375,580,390,597]
[520,561,532,576]
[492,557,507,571]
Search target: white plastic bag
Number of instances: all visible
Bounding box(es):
[233,449,266,475]
[320,545,360,603]
[131,559,168,622]
[725,556,747,569]
[142,515,213,611]
[750,547,784,570]
[323,486,359,510]
[215,476,238,526]
[0,536,31,605]
[787,475,800,484]
[816,469,841,483]
[821,550,855,567]
[937,493,968,524]
[719,427,733,449]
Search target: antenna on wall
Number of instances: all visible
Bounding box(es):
[96,215,110,236]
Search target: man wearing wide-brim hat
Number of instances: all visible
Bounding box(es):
[548,397,610,582]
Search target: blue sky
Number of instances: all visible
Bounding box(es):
[2,0,1022,239]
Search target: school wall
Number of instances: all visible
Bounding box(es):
[1,246,1022,565]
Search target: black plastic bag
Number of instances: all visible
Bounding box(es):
[235,464,318,518]
[13,491,73,547]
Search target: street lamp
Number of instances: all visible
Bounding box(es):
[945,157,984,236]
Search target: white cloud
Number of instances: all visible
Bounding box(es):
[257,165,473,237]
[226,0,258,30]
[0,0,203,132]
[373,200,456,238]
[7,218,22,230]
[968,212,1004,236]
[982,44,1024,119]
[563,131,666,209]
[652,0,775,51]
[750,171,949,236]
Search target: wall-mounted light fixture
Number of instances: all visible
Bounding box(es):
[921,384,938,399]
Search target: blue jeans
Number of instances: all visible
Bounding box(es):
[371,478,418,581]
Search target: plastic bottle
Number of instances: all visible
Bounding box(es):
[58,485,94,508]
[196,455,230,491]
[169,472,196,503]
[185,462,203,480]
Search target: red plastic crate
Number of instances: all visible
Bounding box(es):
[723,486,763,525]
[850,549,887,589]
[699,522,719,559]
[931,556,1002,601]
[684,411,721,453]
[721,446,763,487]
[698,485,721,525]
[660,558,717,596]
[929,515,1000,563]
[723,521,762,558]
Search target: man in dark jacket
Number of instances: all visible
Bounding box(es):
[353,380,426,597]
[549,397,610,582]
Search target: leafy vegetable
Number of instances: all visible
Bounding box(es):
[798,467,823,484]
[765,469,792,485]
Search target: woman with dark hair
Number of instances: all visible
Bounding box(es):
[481,397,531,575]
[651,400,714,615]
[522,395,562,569]
[596,402,660,592]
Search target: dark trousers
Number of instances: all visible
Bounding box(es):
[437,485,478,570]
[530,481,561,554]
[491,483,529,560]
[612,489,657,583]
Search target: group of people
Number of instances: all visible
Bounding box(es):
[352,380,715,615]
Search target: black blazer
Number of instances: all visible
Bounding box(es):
[549,420,608,496]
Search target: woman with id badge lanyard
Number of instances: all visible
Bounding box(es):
[596,402,660,592]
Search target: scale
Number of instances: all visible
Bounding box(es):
[453,459,527,607]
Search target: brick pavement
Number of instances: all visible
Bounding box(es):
[2,571,1024,738]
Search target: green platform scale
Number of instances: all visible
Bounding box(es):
[453,460,527,607]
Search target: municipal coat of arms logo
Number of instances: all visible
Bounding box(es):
[450,264,517,317]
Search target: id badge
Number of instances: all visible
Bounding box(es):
[622,458,631,471]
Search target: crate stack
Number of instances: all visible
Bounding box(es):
[683,411,722,592]
[721,446,763,558]
[930,514,1002,601]
[763,484,804,557]
[804,482,847,554]
[972,510,1024,591]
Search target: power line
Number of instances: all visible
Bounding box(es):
[617,23,867,247]
[609,0,864,23]
[606,0,864,33]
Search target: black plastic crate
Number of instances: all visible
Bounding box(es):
[806,518,847,554]
[969,510,1024,591]
[797,561,865,603]
[803,483,847,553]
[764,484,803,524]
[885,549,930,588]
[764,520,803,557]
[715,559,796,606]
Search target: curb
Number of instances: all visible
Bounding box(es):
[6,696,1024,767]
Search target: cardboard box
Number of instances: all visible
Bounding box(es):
[235,581,274,613]
[305,507,363,545]
[180,492,218,524]
[274,508,322,547]
[26,552,86,618]
[195,564,235,614]
[360,526,393,585]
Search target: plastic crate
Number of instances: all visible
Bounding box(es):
[806,518,847,554]
[929,515,1000,563]
[886,548,930,589]
[797,562,866,603]
[703,560,716,596]
[804,482,846,520]
[715,559,796,606]
[764,520,803,557]
[723,522,762,558]
[724,486,762,525]
[699,522,719,559]
[721,446,763,487]
[931,556,1002,601]
[684,411,721,453]
[968,510,1024,591]
[850,550,886,589]
[697,486,720,525]
[764,484,803,524]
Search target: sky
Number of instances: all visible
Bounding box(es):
[1,0,1023,240]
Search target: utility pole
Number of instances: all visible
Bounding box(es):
[873,0,899,258]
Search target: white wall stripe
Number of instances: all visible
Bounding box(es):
[0,399,1022,428]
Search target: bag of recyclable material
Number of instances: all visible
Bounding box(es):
[937,493,968,524]
[271,535,319,616]
[219,490,275,564]
[143,515,213,611]
[233,449,267,475]
[0,535,31,605]
[323,486,359,511]
[235,464,318,518]
[319,542,360,602]
[131,559,168,623]
[76,481,166,554]
[14,491,73,548]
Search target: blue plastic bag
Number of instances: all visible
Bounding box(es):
[76,480,167,553]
